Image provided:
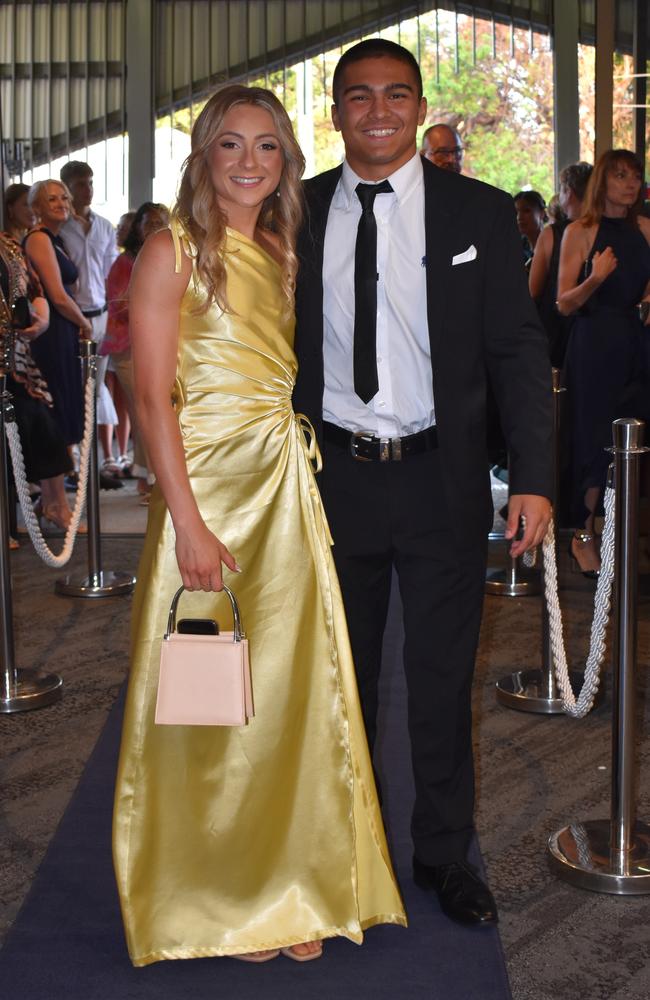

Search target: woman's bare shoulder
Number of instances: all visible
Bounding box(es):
[536,224,554,255]
[562,219,594,251]
[23,228,51,248]
[137,228,190,276]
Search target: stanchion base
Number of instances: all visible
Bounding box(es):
[55,570,136,598]
[548,820,650,895]
[496,669,605,714]
[485,567,541,597]
[0,667,63,713]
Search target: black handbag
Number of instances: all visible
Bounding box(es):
[11,296,31,329]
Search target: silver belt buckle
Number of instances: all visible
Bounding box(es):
[379,437,402,461]
[350,431,373,462]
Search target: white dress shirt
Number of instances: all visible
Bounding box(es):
[61,211,117,311]
[322,152,434,437]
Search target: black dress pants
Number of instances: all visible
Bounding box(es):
[320,439,488,866]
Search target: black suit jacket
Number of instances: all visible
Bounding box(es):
[293,157,553,544]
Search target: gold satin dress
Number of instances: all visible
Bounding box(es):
[112,222,406,967]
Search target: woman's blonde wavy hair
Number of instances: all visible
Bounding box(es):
[173,84,305,315]
[27,179,73,219]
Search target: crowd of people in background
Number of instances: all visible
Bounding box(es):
[519,151,650,577]
[419,123,650,579]
[1,125,649,575]
[1,167,172,546]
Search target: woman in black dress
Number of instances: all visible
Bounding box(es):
[558,150,650,575]
[529,162,593,368]
[23,180,91,449]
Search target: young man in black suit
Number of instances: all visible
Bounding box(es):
[293,39,552,926]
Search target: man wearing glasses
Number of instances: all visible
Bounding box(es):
[421,123,464,173]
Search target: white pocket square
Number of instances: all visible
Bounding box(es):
[451,245,477,266]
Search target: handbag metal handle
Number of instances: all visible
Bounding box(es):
[164,584,243,641]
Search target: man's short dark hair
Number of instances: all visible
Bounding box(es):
[60,160,93,186]
[559,161,593,202]
[332,39,423,104]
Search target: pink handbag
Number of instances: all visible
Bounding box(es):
[155,585,254,726]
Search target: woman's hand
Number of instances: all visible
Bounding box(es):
[174,519,239,591]
[79,318,93,339]
[591,246,618,283]
[21,296,49,339]
[21,318,46,339]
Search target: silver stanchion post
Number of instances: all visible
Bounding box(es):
[548,417,650,893]
[55,341,136,598]
[0,372,62,712]
[484,549,541,596]
[495,369,602,712]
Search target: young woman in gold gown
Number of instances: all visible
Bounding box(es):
[112,84,406,967]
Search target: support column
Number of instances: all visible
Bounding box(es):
[552,0,580,181]
[632,0,647,168]
[595,0,615,159]
[126,0,154,207]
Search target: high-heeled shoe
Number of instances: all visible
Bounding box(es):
[567,531,600,579]
[40,503,87,535]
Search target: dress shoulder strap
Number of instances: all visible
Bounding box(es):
[169,218,185,274]
[168,217,200,290]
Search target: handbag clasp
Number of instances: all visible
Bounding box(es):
[165,584,244,642]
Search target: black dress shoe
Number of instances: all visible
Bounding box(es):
[413,857,498,926]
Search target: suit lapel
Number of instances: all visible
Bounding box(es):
[297,166,342,357]
[422,159,454,372]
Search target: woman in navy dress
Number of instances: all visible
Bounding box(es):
[558,150,650,575]
[23,180,92,447]
[529,162,593,369]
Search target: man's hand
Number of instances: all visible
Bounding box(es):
[505,494,552,557]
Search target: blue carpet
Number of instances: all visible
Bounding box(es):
[0,586,511,999]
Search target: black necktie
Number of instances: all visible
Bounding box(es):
[353,179,393,404]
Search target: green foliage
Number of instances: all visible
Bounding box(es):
[416,18,555,198]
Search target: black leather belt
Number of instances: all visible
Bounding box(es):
[82,306,107,318]
[323,421,438,462]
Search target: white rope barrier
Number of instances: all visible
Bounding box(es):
[6,375,95,568]
[524,487,616,719]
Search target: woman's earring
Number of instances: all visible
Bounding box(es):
[275,188,281,198]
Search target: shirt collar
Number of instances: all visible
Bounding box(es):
[66,210,95,230]
[337,152,423,210]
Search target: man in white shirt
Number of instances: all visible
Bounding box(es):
[294,39,552,929]
[60,161,122,487]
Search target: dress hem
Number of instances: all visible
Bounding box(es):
[128,912,408,967]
